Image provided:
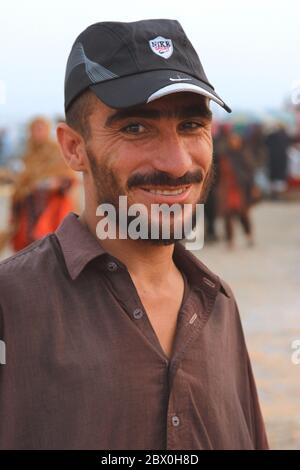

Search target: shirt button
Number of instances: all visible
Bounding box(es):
[107,261,118,272]
[172,415,180,427]
[133,308,144,319]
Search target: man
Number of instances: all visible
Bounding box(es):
[0,19,268,450]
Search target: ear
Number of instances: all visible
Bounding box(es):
[56,122,88,172]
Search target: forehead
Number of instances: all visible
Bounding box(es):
[91,92,212,129]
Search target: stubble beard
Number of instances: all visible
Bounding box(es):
[87,148,215,245]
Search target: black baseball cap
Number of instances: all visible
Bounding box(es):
[64,19,231,113]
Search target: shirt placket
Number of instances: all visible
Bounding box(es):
[101,258,169,362]
[165,279,220,449]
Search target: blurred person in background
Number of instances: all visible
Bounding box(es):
[265,123,291,200]
[265,122,300,199]
[5,117,77,251]
[245,123,269,197]
[218,130,256,249]
[246,123,268,169]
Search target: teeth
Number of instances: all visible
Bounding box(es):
[147,187,187,195]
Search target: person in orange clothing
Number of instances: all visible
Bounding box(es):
[9,117,78,251]
[217,131,256,249]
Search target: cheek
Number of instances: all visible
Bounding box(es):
[107,141,156,186]
[187,133,213,170]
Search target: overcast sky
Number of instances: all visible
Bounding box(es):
[0,0,299,125]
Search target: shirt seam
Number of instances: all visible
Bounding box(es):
[0,236,51,268]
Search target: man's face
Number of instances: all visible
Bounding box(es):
[83,92,214,243]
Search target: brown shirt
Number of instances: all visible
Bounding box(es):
[0,212,268,450]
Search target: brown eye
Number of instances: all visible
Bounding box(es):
[121,123,146,134]
[180,121,203,131]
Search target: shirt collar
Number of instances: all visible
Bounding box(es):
[55,212,230,298]
[55,212,107,280]
[173,241,230,298]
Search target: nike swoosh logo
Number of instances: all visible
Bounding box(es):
[169,77,192,81]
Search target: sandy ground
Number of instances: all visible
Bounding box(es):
[0,191,299,449]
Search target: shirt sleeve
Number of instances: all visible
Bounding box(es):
[245,349,269,449]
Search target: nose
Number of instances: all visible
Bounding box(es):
[152,131,193,179]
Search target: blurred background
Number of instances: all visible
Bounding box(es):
[0,0,299,449]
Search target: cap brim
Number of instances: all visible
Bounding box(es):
[89,69,231,113]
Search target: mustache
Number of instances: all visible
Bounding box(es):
[127,169,204,189]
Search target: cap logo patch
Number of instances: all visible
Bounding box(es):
[149,36,173,59]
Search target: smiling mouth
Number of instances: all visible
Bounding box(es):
[140,185,190,196]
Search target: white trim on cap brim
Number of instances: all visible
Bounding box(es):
[147,83,224,107]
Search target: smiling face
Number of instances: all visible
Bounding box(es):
[61,91,214,244]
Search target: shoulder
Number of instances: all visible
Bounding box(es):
[0,234,59,287]
[0,234,64,338]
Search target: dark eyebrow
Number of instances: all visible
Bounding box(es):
[105,104,212,127]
